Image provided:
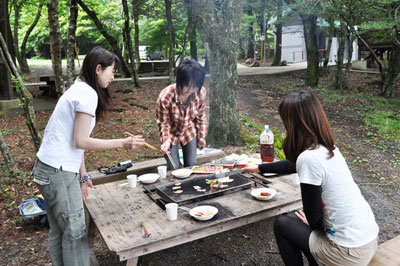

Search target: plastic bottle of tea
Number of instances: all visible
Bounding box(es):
[260,125,274,162]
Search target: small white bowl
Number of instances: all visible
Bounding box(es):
[251,188,277,201]
[138,173,160,184]
[189,205,218,221]
[171,169,192,179]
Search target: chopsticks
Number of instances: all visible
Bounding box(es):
[140,222,152,238]
[178,206,191,212]
[124,131,177,169]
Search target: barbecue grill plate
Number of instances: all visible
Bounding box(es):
[155,173,254,205]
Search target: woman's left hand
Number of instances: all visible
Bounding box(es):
[242,164,259,173]
[81,180,93,200]
[295,209,309,225]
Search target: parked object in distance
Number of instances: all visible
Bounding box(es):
[147,50,164,61]
[139,45,164,61]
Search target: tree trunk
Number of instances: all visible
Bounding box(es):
[204,54,210,73]
[247,4,255,60]
[47,0,64,95]
[77,0,131,77]
[178,25,189,65]
[5,4,16,64]
[165,0,175,83]
[344,33,355,89]
[185,0,197,61]
[20,0,44,73]
[382,37,400,98]
[0,32,42,151]
[194,0,244,147]
[122,0,139,86]
[66,0,78,88]
[0,129,18,175]
[132,1,140,73]
[335,30,346,90]
[323,20,334,69]
[271,0,282,66]
[13,0,25,72]
[301,14,319,86]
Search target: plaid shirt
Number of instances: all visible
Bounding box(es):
[156,84,208,148]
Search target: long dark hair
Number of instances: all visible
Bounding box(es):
[278,91,335,163]
[176,59,205,95]
[79,46,120,120]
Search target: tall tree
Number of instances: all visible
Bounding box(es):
[165,0,175,83]
[300,12,319,86]
[272,0,283,66]
[285,0,320,86]
[323,18,334,69]
[194,0,244,146]
[0,128,18,175]
[335,24,347,90]
[19,0,44,73]
[0,32,42,151]
[131,0,142,74]
[66,0,78,88]
[47,0,64,95]
[382,30,400,97]
[12,0,26,71]
[77,0,131,76]
[185,0,197,60]
[122,0,139,86]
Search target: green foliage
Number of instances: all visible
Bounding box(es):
[1,129,16,136]
[280,60,287,66]
[239,114,286,160]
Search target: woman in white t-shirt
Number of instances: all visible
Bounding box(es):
[32,47,144,266]
[245,91,378,266]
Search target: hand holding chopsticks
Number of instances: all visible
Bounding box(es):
[124,132,177,169]
[121,133,144,150]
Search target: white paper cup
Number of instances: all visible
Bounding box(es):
[127,174,137,188]
[165,203,178,221]
[157,165,167,179]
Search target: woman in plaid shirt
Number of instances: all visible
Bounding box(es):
[156,59,207,169]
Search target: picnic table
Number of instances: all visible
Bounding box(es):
[84,152,302,266]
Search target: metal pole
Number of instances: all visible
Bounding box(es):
[263,8,267,65]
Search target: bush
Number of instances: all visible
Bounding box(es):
[280,60,287,66]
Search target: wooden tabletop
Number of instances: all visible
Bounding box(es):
[84,172,302,262]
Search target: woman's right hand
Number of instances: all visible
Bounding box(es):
[123,136,145,150]
[160,140,171,154]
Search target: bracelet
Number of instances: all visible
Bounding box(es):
[79,173,92,184]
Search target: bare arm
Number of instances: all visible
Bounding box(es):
[74,112,144,151]
[79,155,93,200]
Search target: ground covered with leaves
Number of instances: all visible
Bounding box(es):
[0,65,399,265]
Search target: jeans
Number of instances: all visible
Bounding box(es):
[33,159,89,266]
[165,137,197,170]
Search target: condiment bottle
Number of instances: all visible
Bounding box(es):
[260,125,274,162]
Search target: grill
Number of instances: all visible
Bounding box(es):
[155,173,254,205]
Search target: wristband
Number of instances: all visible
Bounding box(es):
[79,173,92,184]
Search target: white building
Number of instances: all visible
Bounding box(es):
[270,15,358,63]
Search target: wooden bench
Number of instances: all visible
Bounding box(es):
[39,76,58,98]
[369,235,400,266]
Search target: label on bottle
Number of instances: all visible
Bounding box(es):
[260,134,274,145]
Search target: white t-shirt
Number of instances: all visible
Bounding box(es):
[37,79,97,173]
[296,145,379,248]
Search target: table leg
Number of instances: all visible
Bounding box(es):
[85,206,100,266]
[126,257,139,266]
